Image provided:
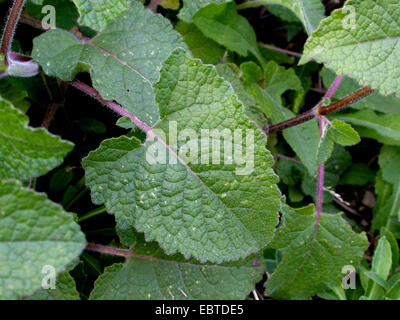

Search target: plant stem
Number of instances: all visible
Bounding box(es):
[147,0,163,12]
[0,0,26,65]
[41,103,58,128]
[259,43,302,57]
[267,86,374,134]
[71,80,152,134]
[315,75,344,220]
[78,206,107,222]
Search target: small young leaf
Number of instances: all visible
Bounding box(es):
[331,120,360,146]
[333,110,400,146]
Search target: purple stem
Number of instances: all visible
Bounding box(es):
[0,0,26,65]
[71,80,153,134]
[315,75,344,220]
[259,43,302,57]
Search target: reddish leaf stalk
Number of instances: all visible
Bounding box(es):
[71,80,153,134]
[147,0,163,12]
[259,43,302,57]
[0,0,26,65]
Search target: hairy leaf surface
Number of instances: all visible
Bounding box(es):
[33,1,186,126]
[301,0,400,98]
[265,204,368,299]
[0,181,86,299]
[89,235,264,300]
[0,98,73,180]
[83,49,281,263]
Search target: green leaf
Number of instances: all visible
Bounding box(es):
[265,204,368,299]
[321,68,400,114]
[33,1,186,126]
[0,180,86,299]
[372,146,400,231]
[380,227,399,274]
[330,120,360,146]
[332,110,400,146]
[72,0,131,31]
[237,0,325,35]
[244,61,319,174]
[26,0,79,30]
[366,236,392,299]
[340,163,376,186]
[192,2,266,67]
[0,98,73,180]
[25,272,80,300]
[316,126,334,165]
[178,0,231,23]
[176,21,225,64]
[301,0,400,98]
[89,235,264,300]
[83,49,281,263]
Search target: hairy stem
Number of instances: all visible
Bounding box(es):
[259,43,302,58]
[147,0,163,12]
[71,80,152,134]
[0,0,26,65]
[267,86,374,134]
[315,75,344,220]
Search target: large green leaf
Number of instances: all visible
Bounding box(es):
[0,180,86,299]
[33,1,186,126]
[83,49,281,263]
[89,235,264,300]
[72,0,131,31]
[0,98,73,180]
[237,0,325,35]
[192,2,266,67]
[265,204,368,299]
[301,0,400,98]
